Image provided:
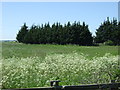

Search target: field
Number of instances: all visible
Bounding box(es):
[1,42,120,89]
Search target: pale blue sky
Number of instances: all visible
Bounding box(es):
[2,2,118,40]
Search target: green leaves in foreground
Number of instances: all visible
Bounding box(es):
[1,53,120,89]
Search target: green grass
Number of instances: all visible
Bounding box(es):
[2,42,118,59]
[1,42,120,89]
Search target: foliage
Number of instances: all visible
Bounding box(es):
[95,17,120,45]
[16,17,120,46]
[1,42,119,89]
[104,40,114,46]
[16,23,28,43]
[16,21,93,46]
[2,52,120,89]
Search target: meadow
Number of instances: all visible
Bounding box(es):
[1,42,120,89]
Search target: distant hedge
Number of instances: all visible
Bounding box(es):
[16,21,93,46]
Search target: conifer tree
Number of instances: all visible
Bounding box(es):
[95,17,119,45]
[17,21,93,46]
[16,23,28,43]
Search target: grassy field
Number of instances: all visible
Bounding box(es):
[2,42,118,59]
[1,42,120,89]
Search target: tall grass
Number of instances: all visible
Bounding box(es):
[2,42,118,59]
[2,52,120,89]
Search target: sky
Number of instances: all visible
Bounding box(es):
[1,2,118,40]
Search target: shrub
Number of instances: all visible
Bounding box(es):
[104,40,114,46]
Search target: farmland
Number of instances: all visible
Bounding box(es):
[1,42,120,89]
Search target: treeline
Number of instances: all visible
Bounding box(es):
[16,17,120,46]
[16,21,93,45]
[95,17,120,45]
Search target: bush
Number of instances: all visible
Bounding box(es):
[104,40,114,46]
